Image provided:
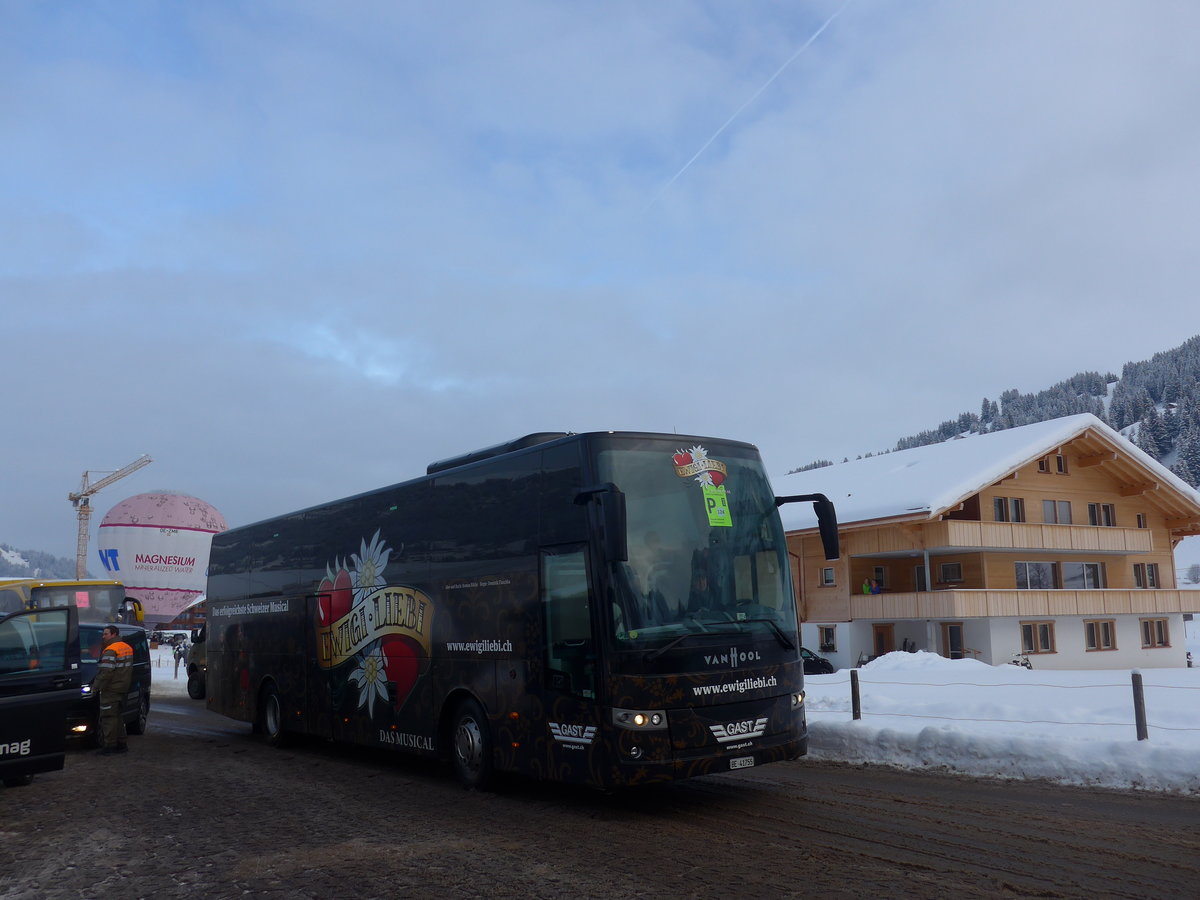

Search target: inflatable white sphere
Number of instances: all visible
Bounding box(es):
[97,491,228,624]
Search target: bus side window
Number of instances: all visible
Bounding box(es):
[542,547,596,698]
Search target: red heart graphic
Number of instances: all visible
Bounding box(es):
[673,451,692,467]
[709,470,725,486]
[317,569,353,626]
[381,635,423,708]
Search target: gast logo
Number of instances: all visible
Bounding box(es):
[549,723,598,747]
[709,717,769,744]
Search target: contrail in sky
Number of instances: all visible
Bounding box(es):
[644,0,853,212]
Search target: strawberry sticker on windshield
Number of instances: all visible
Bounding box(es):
[672,446,733,527]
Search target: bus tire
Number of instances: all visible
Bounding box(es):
[187,671,206,700]
[259,683,287,747]
[451,698,493,790]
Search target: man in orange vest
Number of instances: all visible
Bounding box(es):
[95,625,133,755]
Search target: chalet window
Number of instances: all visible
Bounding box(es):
[820,567,835,587]
[1042,499,1072,524]
[993,497,1025,523]
[1035,453,1067,473]
[1087,503,1116,527]
[1015,561,1058,589]
[1084,619,1116,651]
[1133,563,1160,589]
[872,565,888,588]
[1136,514,1147,529]
[939,562,963,583]
[1021,620,1056,654]
[1140,617,1169,648]
[818,625,837,653]
[1063,562,1106,589]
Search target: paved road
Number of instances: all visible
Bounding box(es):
[2,695,1197,899]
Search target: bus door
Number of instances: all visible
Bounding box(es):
[540,546,602,782]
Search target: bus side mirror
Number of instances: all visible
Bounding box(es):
[574,483,629,562]
[775,492,840,561]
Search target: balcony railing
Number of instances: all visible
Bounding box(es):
[847,588,1198,620]
[844,520,1154,556]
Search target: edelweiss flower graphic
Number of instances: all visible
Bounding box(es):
[349,644,390,718]
[351,529,391,605]
[688,445,714,485]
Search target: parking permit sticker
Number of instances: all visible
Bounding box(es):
[671,446,734,528]
[703,484,732,527]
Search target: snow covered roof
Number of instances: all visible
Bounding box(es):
[776,413,1200,532]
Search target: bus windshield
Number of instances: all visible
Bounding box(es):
[30,585,127,624]
[595,439,795,652]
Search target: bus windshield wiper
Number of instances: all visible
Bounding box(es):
[644,615,794,660]
[737,617,796,650]
[644,627,712,661]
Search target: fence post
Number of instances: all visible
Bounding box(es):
[1131,671,1148,741]
[851,669,861,721]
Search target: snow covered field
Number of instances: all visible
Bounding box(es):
[805,651,1200,794]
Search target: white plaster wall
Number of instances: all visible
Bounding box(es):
[805,614,1192,672]
[980,615,1187,670]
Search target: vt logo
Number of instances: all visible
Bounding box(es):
[98,548,120,572]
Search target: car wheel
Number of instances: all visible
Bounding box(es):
[451,698,493,790]
[187,671,206,700]
[126,694,150,735]
[259,683,287,747]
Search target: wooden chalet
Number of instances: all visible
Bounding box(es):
[778,414,1200,670]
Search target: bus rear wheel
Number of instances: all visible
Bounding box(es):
[259,684,287,747]
[451,698,493,790]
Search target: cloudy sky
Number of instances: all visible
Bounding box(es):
[5,1,1200,560]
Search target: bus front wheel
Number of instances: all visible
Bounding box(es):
[451,698,493,790]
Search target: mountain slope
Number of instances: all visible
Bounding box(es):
[794,335,1200,488]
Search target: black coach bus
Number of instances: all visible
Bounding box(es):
[205,431,838,789]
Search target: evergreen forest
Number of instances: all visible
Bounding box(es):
[794,335,1200,488]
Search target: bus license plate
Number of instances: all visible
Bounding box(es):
[730,756,754,770]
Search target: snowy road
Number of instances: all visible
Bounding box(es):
[2,693,1197,899]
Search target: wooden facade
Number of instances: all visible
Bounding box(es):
[786,421,1200,668]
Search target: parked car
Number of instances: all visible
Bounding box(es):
[1,605,81,786]
[800,646,835,675]
[68,623,151,744]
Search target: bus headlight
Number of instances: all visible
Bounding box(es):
[791,690,805,709]
[80,684,93,697]
[612,708,668,731]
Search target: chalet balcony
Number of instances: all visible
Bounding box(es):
[848,588,1199,620]
[845,519,1154,556]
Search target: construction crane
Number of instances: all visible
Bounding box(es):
[68,454,153,579]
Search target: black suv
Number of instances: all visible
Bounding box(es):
[68,623,152,744]
[800,646,835,675]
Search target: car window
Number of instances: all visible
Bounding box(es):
[0,609,72,676]
[80,625,104,662]
[126,630,148,658]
